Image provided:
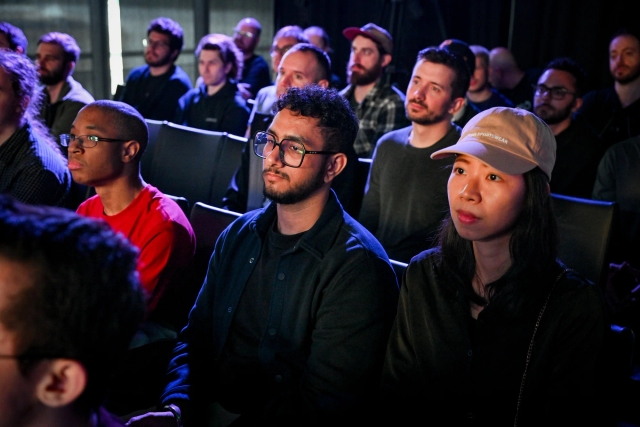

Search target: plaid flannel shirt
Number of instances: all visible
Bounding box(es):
[340,79,408,158]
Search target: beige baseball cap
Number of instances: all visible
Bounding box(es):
[343,23,393,55]
[431,106,556,181]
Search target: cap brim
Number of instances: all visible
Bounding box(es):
[343,28,371,42]
[431,139,538,176]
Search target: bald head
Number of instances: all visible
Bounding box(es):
[234,17,261,55]
[488,46,524,90]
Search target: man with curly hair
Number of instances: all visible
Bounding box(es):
[127,85,398,427]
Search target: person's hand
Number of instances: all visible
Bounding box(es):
[237,82,253,100]
[125,410,179,427]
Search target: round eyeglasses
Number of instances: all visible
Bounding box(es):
[253,131,338,168]
[269,44,294,57]
[234,30,255,39]
[532,84,576,100]
[60,134,129,149]
[142,38,170,50]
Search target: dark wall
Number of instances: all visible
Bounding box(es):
[275,0,639,95]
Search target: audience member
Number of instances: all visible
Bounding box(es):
[0,50,70,206]
[303,25,343,89]
[223,43,331,213]
[0,194,145,427]
[380,106,608,425]
[63,100,195,333]
[116,17,192,121]
[251,25,309,118]
[35,32,95,149]
[175,34,249,136]
[126,86,399,427]
[439,38,480,128]
[233,17,271,101]
[467,44,514,111]
[0,21,27,54]
[533,57,604,198]
[359,47,469,263]
[576,28,640,150]
[340,22,408,158]
[489,46,540,110]
[593,136,640,267]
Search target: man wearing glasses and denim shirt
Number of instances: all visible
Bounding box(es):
[64,100,195,335]
[533,57,605,198]
[127,85,398,427]
[115,17,192,122]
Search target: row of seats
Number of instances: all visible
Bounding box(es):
[144,119,246,209]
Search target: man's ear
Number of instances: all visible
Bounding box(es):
[324,153,347,183]
[317,79,329,89]
[35,359,87,408]
[122,140,141,163]
[380,53,392,68]
[448,96,466,116]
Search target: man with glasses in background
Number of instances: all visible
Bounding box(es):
[64,100,195,336]
[533,57,604,198]
[233,17,271,102]
[116,17,192,122]
[126,85,398,427]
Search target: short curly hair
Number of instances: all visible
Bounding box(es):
[148,17,184,57]
[274,85,359,153]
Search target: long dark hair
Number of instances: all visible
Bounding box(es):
[436,167,558,317]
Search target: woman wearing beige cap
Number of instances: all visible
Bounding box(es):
[380,107,609,425]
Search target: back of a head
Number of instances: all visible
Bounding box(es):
[0,194,145,411]
[274,85,358,153]
[273,25,309,44]
[196,33,244,80]
[489,46,519,71]
[82,100,149,159]
[147,17,184,56]
[303,26,331,51]
[38,32,81,64]
[543,57,587,96]
[286,43,331,82]
[417,47,471,99]
[0,50,41,122]
[0,21,28,54]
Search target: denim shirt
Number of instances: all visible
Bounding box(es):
[161,191,399,425]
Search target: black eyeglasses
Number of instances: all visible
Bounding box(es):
[142,38,169,50]
[60,134,129,149]
[532,84,576,100]
[253,131,338,168]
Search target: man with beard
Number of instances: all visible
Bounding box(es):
[359,47,469,263]
[576,28,640,150]
[222,43,359,216]
[467,44,514,111]
[116,17,192,121]
[533,57,604,198]
[35,32,94,147]
[340,23,408,158]
[126,85,399,427]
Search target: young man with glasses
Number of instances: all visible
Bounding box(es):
[533,57,605,198]
[115,17,192,121]
[64,100,195,334]
[0,194,145,427]
[232,17,271,101]
[126,85,399,427]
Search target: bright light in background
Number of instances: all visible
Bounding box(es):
[107,0,123,95]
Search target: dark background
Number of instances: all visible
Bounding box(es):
[275,0,638,95]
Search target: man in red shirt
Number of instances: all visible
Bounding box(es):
[64,100,196,334]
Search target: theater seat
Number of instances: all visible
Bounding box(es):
[142,119,165,180]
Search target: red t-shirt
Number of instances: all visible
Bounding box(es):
[77,185,195,315]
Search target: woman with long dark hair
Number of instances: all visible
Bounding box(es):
[380,107,608,426]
